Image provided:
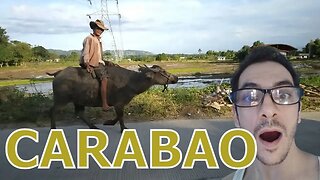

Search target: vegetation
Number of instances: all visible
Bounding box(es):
[1,75,319,126]
[0,26,319,127]
[303,38,320,58]
[0,85,230,125]
[0,78,52,87]
[1,26,320,67]
[300,75,320,111]
[0,87,52,124]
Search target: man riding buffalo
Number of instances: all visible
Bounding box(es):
[79,19,114,112]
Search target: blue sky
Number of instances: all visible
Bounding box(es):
[0,0,319,54]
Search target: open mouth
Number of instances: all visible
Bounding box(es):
[259,131,282,143]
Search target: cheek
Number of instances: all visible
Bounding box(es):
[237,109,257,133]
[280,108,299,128]
[279,105,300,122]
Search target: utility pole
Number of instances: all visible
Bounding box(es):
[86,0,124,61]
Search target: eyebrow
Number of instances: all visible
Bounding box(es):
[274,80,294,87]
[240,80,294,89]
[240,82,258,89]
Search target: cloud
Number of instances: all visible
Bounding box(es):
[2,2,91,34]
[0,0,319,53]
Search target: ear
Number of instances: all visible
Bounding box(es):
[145,71,154,79]
[233,106,240,127]
[298,103,302,124]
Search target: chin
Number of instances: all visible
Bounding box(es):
[257,149,289,166]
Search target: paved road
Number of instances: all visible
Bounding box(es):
[0,118,319,180]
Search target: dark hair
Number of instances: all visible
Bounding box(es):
[231,46,300,92]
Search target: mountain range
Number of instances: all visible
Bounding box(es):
[48,49,154,56]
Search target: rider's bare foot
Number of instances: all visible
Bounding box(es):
[102,106,112,112]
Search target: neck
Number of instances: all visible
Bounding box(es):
[130,73,154,95]
[91,33,100,38]
[246,142,314,180]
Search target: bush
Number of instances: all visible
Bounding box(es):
[0,87,52,123]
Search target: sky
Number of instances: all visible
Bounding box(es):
[0,0,319,54]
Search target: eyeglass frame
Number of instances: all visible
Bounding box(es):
[229,86,304,107]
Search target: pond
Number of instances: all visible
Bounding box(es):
[16,75,231,94]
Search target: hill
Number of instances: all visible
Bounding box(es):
[48,49,153,56]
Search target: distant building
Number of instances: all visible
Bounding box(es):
[217,56,226,61]
[266,44,297,56]
[297,53,309,59]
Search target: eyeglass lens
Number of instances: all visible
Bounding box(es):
[233,87,301,107]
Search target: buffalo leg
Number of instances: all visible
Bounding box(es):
[50,106,57,129]
[103,117,118,126]
[50,102,66,129]
[102,106,127,132]
[115,107,127,133]
[74,104,98,129]
[74,104,85,119]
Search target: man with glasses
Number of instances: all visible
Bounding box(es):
[79,19,113,112]
[223,46,320,180]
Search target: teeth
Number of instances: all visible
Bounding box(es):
[260,131,281,142]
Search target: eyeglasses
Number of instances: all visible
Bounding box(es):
[229,86,304,107]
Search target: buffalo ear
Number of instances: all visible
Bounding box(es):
[145,71,154,79]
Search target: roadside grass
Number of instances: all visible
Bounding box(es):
[0,78,52,87]
[0,85,232,125]
[0,61,319,126]
[168,67,214,75]
[0,76,319,126]
[300,75,320,111]
[0,87,52,123]
[301,75,320,87]
[0,61,236,80]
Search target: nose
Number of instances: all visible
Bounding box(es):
[259,93,278,119]
[170,75,178,84]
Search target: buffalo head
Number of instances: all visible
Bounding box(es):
[139,65,178,85]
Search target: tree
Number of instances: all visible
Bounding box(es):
[59,54,67,60]
[48,52,59,61]
[206,50,213,56]
[10,41,32,64]
[32,46,50,61]
[314,38,320,58]
[304,38,320,58]
[104,51,113,60]
[0,27,9,46]
[155,53,168,61]
[69,51,79,61]
[236,45,250,62]
[225,50,236,60]
[0,27,11,66]
[252,40,264,47]
[0,45,13,67]
[171,54,180,61]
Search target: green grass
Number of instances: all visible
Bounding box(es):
[0,61,319,125]
[301,75,320,87]
[0,61,236,80]
[168,67,212,75]
[0,78,52,87]
[0,79,319,125]
[0,87,52,123]
[0,85,232,124]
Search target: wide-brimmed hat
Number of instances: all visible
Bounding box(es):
[89,19,108,30]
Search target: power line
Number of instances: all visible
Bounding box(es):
[86,0,123,61]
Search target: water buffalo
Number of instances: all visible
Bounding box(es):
[47,64,178,132]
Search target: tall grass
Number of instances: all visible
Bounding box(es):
[0,87,52,123]
[0,76,319,126]
[0,85,232,125]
